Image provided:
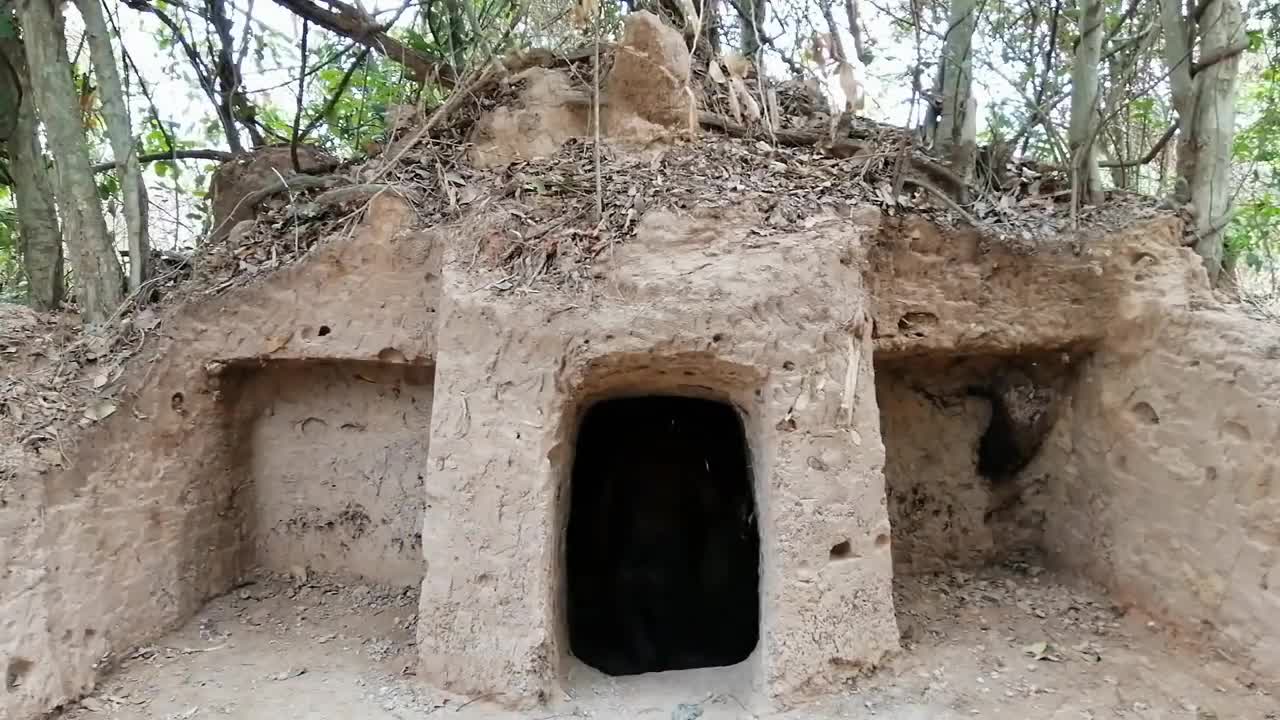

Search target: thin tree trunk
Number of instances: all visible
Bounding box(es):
[16,0,125,323]
[209,0,263,146]
[740,0,766,56]
[844,0,871,64]
[1160,0,1247,283]
[1068,0,1105,206]
[936,0,977,181]
[78,0,150,292]
[1159,0,1196,203]
[737,0,762,55]
[1187,0,1245,283]
[0,36,64,310]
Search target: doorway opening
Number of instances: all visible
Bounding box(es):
[565,395,760,676]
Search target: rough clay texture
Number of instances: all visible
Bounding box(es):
[0,195,435,719]
[604,11,696,134]
[417,206,898,709]
[1034,305,1280,679]
[876,352,1073,575]
[6,182,1280,719]
[207,145,335,241]
[467,68,591,168]
[467,12,694,168]
[229,362,435,585]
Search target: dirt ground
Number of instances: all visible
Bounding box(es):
[46,558,1276,720]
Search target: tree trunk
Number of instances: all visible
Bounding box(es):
[0,36,65,310]
[935,0,977,181]
[1067,0,1105,206]
[1160,0,1247,283]
[209,0,263,146]
[740,0,766,56]
[16,0,125,323]
[1159,0,1196,204]
[78,0,150,292]
[1187,0,1245,283]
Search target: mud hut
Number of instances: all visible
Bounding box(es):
[2,12,1278,720]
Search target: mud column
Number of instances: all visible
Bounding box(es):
[416,207,900,709]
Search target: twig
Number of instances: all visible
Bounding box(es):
[290,19,310,173]
[270,168,300,256]
[298,47,373,142]
[909,176,980,226]
[366,64,500,184]
[591,0,603,222]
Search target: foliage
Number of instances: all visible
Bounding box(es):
[0,186,26,303]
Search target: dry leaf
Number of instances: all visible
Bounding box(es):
[1022,640,1062,661]
[92,372,111,389]
[708,57,727,84]
[84,400,118,422]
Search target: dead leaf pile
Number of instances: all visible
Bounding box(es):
[0,303,148,469]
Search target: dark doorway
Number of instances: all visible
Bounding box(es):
[565,396,760,676]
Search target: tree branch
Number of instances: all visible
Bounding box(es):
[268,0,456,85]
[299,47,373,142]
[1191,35,1250,75]
[291,19,310,173]
[91,149,237,173]
[1098,123,1177,167]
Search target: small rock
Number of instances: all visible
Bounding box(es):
[80,697,106,713]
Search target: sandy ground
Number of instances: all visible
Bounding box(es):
[50,560,1277,720]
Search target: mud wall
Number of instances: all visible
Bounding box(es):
[867,215,1191,358]
[0,195,439,720]
[416,205,900,709]
[876,353,1073,574]
[1036,306,1280,678]
[231,361,434,585]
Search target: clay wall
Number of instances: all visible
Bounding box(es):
[416,205,900,709]
[0,195,438,719]
[230,360,434,585]
[1035,306,1280,679]
[876,352,1074,574]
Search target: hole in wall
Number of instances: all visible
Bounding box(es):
[1222,420,1252,441]
[897,312,940,338]
[5,657,33,690]
[1130,401,1160,425]
[565,395,760,676]
[829,540,854,560]
[318,325,332,337]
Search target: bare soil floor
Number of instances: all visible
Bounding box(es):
[54,562,1276,720]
